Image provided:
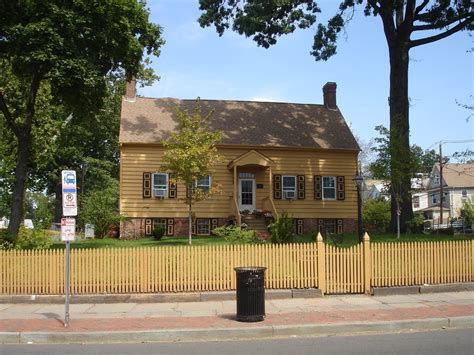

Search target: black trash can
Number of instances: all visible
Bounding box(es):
[234,266,266,322]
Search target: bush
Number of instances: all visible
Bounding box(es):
[460,200,473,229]
[433,227,454,236]
[0,230,14,250]
[15,225,53,250]
[212,225,258,244]
[269,211,294,244]
[152,226,165,241]
[80,182,122,239]
[363,198,390,232]
[406,212,424,233]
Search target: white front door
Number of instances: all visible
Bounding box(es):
[239,178,256,211]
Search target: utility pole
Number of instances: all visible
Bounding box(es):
[439,143,443,227]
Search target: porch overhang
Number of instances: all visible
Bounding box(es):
[227,149,274,169]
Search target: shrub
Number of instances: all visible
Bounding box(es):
[152,226,165,241]
[363,198,390,232]
[15,225,53,250]
[269,211,294,244]
[0,230,14,250]
[80,182,122,239]
[212,225,258,244]
[460,200,473,229]
[406,212,425,233]
[433,227,454,236]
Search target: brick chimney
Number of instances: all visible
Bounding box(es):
[124,75,136,102]
[323,82,337,109]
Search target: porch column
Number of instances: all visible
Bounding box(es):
[234,165,241,225]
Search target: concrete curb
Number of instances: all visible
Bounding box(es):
[1,316,472,344]
[372,282,474,296]
[0,289,324,304]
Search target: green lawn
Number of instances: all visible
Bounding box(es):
[51,235,228,249]
[50,231,472,249]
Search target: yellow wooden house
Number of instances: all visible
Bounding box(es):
[119,80,360,238]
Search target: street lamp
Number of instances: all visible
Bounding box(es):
[353,172,364,242]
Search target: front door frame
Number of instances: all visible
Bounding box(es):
[238,178,256,211]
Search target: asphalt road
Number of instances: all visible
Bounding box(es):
[1,328,472,355]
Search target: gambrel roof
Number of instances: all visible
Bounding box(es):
[120,97,359,151]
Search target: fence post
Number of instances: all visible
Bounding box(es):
[363,232,371,294]
[316,232,326,294]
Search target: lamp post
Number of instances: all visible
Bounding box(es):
[353,172,364,242]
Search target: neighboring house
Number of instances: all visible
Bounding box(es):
[362,179,390,201]
[411,174,430,213]
[422,163,474,224]
[119,81,360,238]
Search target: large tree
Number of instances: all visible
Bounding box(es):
[0,0,164,237]
[198,0,473,232]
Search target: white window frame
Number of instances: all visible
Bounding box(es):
[413,196,420,208]
[196,219,210,235]
[153,173,168,198]
[196,176,211,193]
[282,175,297,199]
[322,176,336,200]
[431,194,438,204]
[433,174,440,186]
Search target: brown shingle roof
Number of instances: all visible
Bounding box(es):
[441,163,474,188]
[119,97,359,150]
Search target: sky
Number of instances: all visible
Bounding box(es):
[140,0,473,159]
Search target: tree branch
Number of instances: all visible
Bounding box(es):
[367,0,381,12]
[415,1,451,22]
[414,0,429,16]
[413,13,472,31]
[0,91,20,136]
[409,18,472,48]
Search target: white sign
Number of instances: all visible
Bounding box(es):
[61,218,76,242]
[85,224,95,239]
[62,170,77,216]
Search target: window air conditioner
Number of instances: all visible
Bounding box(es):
[284,190,296,200]
[154,189,167,198]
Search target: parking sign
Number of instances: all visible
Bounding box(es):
[62,170,77,216]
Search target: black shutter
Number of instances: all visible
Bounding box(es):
[297,219,304,235]
[297,175,305,199]
[337,219,343,234]
[166,219,174,236]
[337,176,345,200]
[168,174,177,198]
[314,175,322,200]
[145,218,152,235]
[318,219,324,233]
[274,174,282,199]
[143,172,152,198]
[211,218,218,234]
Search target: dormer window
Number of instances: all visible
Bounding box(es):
[434,174,440,185]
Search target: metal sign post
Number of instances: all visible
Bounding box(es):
[61,170,77,327]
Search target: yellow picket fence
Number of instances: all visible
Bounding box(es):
[0,237,472,295]
[0,243,319,295]
[372,241,473,287]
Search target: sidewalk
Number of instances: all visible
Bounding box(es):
[1,291,473,344]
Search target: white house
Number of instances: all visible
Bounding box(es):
[423,163,474,224]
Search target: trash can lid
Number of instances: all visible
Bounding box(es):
[234,266,267,272]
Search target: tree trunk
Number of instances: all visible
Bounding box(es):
[6,71,41,237]
[188,182,193,245]
[388,43,414,233]
[7,132,31,236]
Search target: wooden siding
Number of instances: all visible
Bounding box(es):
[120,145,358,218]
